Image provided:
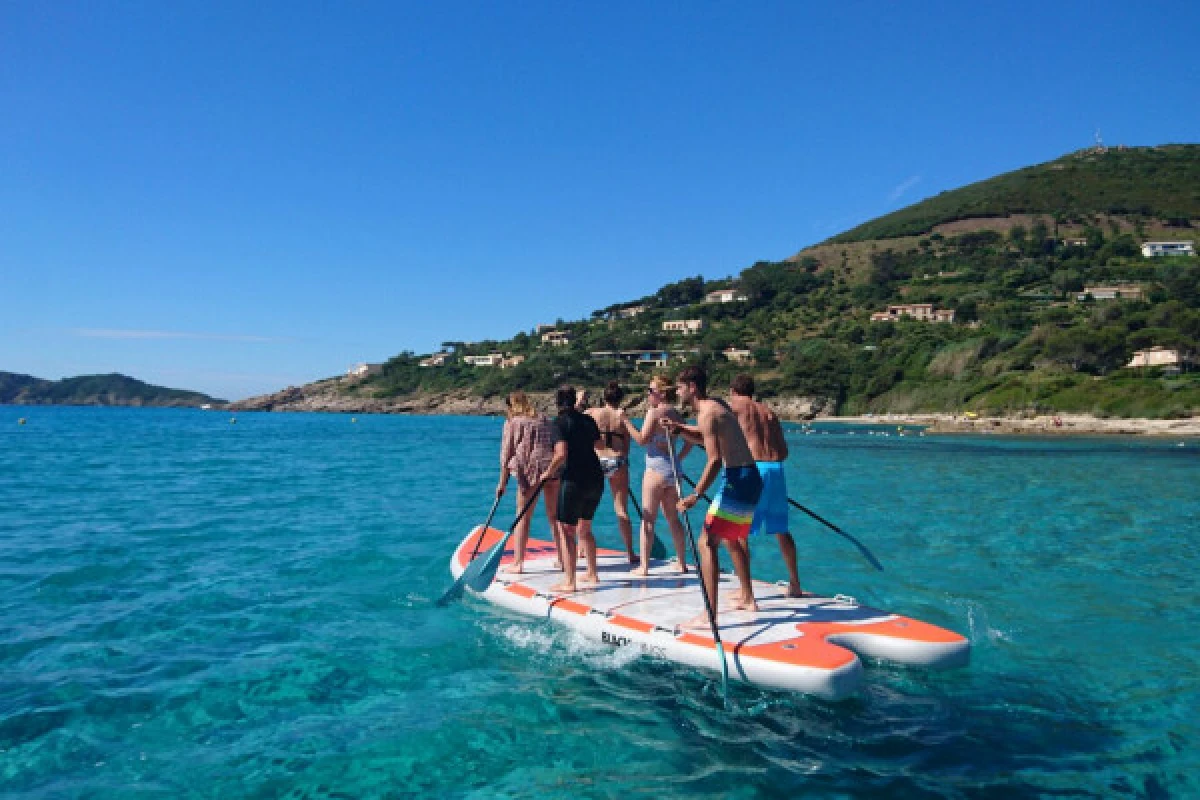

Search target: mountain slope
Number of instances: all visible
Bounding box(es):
[0,372,225,407]
[826,144,1200,244]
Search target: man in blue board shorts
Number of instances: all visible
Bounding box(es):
[728,374,803,597]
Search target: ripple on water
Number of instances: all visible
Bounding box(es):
[0,410,1195,798]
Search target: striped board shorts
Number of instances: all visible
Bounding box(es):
[704,464,763,542]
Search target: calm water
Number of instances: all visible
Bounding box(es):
[1,408,1196,799]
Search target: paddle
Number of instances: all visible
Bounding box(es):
[464,481,546,594]
[681,472,884,572]
[627,484,668,560]
[437,494,503,606]
[666,431,731,709]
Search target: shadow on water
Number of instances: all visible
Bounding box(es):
[422,607,1181,800]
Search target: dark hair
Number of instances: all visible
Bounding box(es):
[555,385,577,413]
[676,365,707,397]
[731,373,754,397]
[603,380,624,406]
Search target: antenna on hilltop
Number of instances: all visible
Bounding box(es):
[1094,128,1105,151]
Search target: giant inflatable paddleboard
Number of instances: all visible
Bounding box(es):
[451,528,969,700]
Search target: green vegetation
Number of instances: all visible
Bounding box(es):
[0,372,224,407]
[830,145,1200,242]
[358,146,1199,418]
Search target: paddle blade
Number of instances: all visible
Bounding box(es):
[436,575,468,607]
[465,530,514,593]
[650,532,668,560]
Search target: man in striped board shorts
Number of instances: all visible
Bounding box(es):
[663,366,763,630]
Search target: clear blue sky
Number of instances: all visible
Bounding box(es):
[2,2,1197,400]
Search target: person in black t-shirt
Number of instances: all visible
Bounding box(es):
[539,385,604,592]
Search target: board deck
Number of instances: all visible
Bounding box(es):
[451,526,969,700]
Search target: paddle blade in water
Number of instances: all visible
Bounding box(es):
[465,531,513,593]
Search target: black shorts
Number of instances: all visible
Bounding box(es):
[558,479,604,525]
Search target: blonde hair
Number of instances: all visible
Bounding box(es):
[506,390,536,418]
[649,374,676,403]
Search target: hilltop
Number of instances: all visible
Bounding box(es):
[1,372,225,408]
[236,145,1200,421]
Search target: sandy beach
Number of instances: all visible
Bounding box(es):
[824,412,1200,437]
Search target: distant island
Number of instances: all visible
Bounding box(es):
[236,144,1200,422]
[1,372,225,408]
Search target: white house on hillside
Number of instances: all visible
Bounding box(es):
[463,353,505,367]
[1127,347,1183,368]
[662,319,705,335]
[1141,241,1195,258]
[704,288,748,304]
[541,330,571,346]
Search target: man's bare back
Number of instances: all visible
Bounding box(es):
[728,394,788,463]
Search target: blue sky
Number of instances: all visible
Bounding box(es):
[2,2,1197,400]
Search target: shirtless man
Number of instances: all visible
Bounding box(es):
[728,374,803,597]
[662,366,762,630]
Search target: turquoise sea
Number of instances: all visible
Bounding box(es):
[2,407,1197,799]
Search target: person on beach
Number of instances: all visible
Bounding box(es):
[621,375,690,575]
[728,374,803,597]
[586,381,636,564]
[495,391,561,574]
[540,385,604,593]
[662,366,762,629]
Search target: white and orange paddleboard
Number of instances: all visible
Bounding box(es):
[451,527,969,700]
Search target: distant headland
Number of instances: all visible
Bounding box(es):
[0,372,225,408]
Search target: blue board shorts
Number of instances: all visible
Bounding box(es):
[750,461,789,536]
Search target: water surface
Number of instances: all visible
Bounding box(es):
[1,408,1196,798]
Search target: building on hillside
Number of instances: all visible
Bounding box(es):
[723,347,753,364]
[703,288,748,304]
[1076,285,1144,302]
[535,323,558,334]
[870,304,954,323]
[418,352,451,368]
[1141,241,1195,258]
[1063,238,1089,247]
[1127,347,1183,369]
[462,353,505,367]
[589,350,670,369]
[346,363,382,378]
[614,304,647,319]
[662,319,705,335]
[500,354,526,369]
[540,330,572,346]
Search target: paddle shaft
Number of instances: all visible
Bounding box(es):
[466,494,503,561]
[463,480,547,594]
[666,431,730,706]
[681,472,884,572]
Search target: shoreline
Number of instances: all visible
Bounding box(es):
[824,412,1200,437]
[224,384,1199,438]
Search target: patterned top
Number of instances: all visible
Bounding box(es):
[500,415,560,488]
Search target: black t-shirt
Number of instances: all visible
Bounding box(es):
[555,410,603,485]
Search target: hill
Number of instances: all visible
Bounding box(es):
[239,145,1200,420]
[0,372,225,408]
[826,144,1200,244]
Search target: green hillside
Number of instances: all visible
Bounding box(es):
[0,372,224,407]
[829,144,1200,243]
[350,145,1200,419]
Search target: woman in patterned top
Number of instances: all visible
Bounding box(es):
[495,390,561,574]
